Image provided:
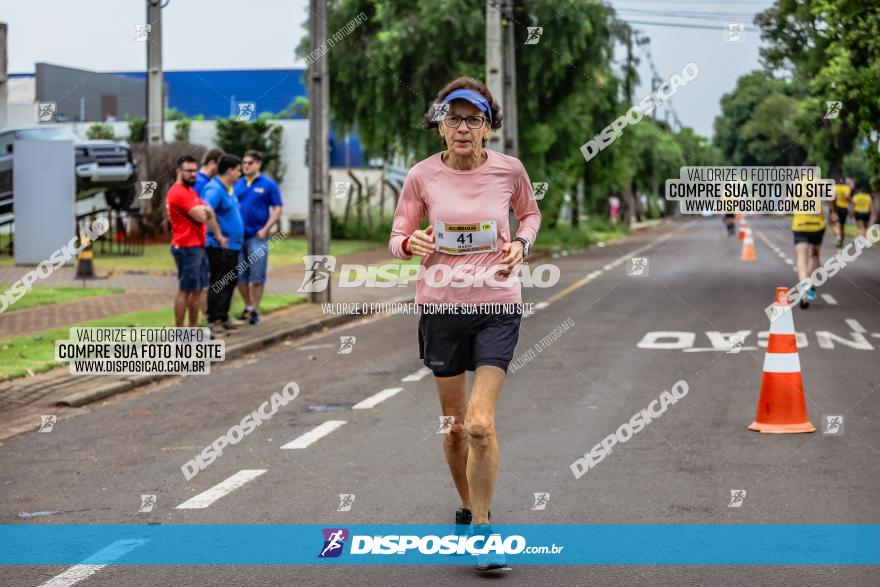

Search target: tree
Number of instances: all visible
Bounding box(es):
[214,118,286,184]
[296,0,625,227]
[756,0,880,179]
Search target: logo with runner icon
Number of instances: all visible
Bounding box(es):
[319,528,349,558]
[337,494,356,512]
[297,255,337,293]
[531,492,550,511]
[728,489,746,508]
[822,414,844,435]
[627,257,649,277]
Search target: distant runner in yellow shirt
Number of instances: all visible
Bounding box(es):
[851,185,875,238]
[831,177,851,249]
[791,167,828,309]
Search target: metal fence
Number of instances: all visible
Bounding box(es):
[0,208,145,257]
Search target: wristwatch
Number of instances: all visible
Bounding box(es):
[513,236,531,257]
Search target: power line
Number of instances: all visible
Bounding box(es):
[619,19,760,31]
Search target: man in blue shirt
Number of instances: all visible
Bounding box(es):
[202,154,244,335]
[194,148,224,196]
[235,149,283,325]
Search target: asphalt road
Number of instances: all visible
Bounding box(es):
[2,217,879,586]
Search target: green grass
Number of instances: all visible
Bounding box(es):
[532,220,629,253]
[0,284,123,312]
[0,237,384,272]
[0,292,305,381]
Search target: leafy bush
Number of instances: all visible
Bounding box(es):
[86,123,115,140]
[173,119,191,143]
[128,117,146,143]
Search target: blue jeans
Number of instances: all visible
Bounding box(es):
[237,236,269,284]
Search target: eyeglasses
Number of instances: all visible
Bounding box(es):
[442,114,486,129]
[242,160,257,165]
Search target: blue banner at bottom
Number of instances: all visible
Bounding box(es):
[1,524,878,565]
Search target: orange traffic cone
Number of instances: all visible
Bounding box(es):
[737,216,748,241]
[748,287,815,433]
[740,228,757,261]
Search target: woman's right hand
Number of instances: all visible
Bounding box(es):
[408,224,435,257]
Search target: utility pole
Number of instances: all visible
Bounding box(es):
[308,0,330,303]
[0,22,7,126]
[146,0,165,144]
[485,0,503,153]
[501,0,518,156]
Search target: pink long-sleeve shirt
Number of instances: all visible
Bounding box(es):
[388,148,542,305]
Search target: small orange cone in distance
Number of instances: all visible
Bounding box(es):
[737,216,747,241]
[740,228,757,261]
[749,287,815,433]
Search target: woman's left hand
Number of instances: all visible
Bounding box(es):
[498,240,525,276]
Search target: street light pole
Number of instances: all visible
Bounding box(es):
[308,0,330,303]
[146,0,165,145]
[485,0,503,153]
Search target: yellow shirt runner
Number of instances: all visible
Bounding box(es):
[834,184,851,208]
[852,192,872,214]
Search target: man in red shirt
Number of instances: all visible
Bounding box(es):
[166,155,225,327]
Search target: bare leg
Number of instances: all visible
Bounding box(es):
[237,283,251,309]
[250,283,265,313]
[465,365,505,525]
[174,291,189,327]
[187,291,202,327]
[795,242,810,283]
[435,373,470,510]
[808,244,821,274]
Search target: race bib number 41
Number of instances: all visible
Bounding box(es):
[434,220,497,255]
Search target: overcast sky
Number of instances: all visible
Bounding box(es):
[2,0,774,137]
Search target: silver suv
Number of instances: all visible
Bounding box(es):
[0,127,138,214]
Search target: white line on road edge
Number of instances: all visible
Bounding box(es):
[281,421,346,449]
[822,294,838,305]
[297,343,336,351]
[845,319,867,333]
[402,367,431,382]
[175,469,267,509]
[38,539,148,587]
[534,301,550,310]
[353,387,403,409]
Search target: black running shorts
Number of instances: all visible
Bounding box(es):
[417,306,522,377]
[793,230,824,246]
[836,207,849,225]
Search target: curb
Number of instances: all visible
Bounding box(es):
[56,295,415,408]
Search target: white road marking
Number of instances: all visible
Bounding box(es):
[297,343,336,351]
[39,539,148,587]
[845,319,867,333]
[785,259,794,265]
[683,346,760,353]
[534,301,550,310]
[821,294,838,305]
[402,367,432,382]
[603,264,613,271]
[281,421,346,449]
[353,387,403,409]
[175,469,267,509]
